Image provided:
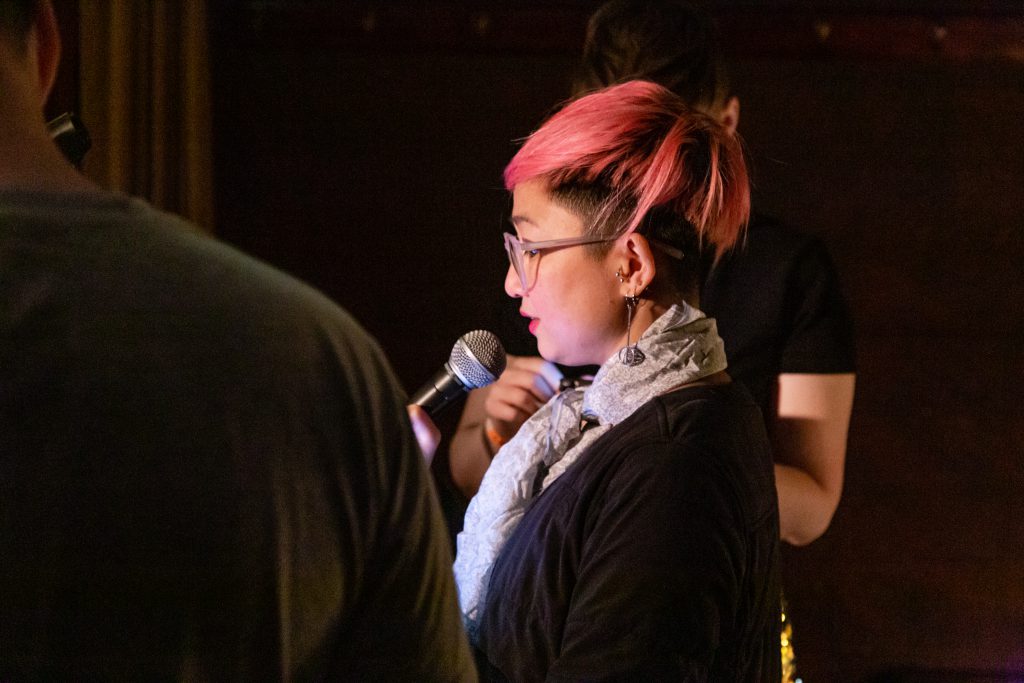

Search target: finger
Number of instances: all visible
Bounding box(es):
[406,404,440,465]
[485,402,537,442]
[533,362,562,396]
[508,356,563,394]
[488,381,548,413]
[496,367,558,402]
[485,389,544,425]
[486,392,542,421]
[502,374,554,404]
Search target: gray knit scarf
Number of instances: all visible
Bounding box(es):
[454,301,728,641]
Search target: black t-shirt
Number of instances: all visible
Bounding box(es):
[703,213,856,413]
[0,192,474,680]
[474,383,781,681]
[493,213,855,413]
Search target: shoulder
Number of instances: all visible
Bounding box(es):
[590,384,776,520]
[5,191,400,401]
[624,382,769,453]
[734,212,834,271]
[704,212,841,311]
[132,200,390,370]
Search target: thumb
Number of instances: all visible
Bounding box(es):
[407,404,441,465]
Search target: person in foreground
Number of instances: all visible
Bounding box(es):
[450,0,855,550]
[453,80,781,680]
[0,2,474,679]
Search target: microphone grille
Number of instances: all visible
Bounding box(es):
[449,330,507,389]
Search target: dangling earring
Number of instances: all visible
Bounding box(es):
[619,293,646,367]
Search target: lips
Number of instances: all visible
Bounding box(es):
[520,310,538,335]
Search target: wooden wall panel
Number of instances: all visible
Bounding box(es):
[211,47,577,386]
[729,53,1023,680]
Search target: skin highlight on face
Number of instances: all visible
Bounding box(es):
[505,178,628,368]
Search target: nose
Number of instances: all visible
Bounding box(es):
[504,263,523,298]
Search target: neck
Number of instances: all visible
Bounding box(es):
[0,125,98,195]
[0,73,99,196]
[617,288,697,355]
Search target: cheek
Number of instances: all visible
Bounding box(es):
[540,271,622,361]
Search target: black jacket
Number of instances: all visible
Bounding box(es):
[474,382,781,682]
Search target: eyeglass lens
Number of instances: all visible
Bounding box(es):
[505,234,541,291]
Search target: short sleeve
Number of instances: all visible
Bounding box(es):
[778,240,856,374]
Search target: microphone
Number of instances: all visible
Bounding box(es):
[411,330,506,416]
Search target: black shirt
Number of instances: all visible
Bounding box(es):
[0,192,475,680]
[703,213,856,413]
[475,383,781,682]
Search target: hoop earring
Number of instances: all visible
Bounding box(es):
[618,294,646,367]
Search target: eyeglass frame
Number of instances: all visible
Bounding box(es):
[503,231,686,292]
[503,231,616,292]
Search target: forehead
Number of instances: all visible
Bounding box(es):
[510,178,584,238]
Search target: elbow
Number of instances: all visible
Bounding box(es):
[450,463,480,501]
[781,511,834,547]
[779,487,842,547]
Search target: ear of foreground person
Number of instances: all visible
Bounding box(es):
[0,1,475,679]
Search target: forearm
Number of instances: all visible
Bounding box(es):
[448,387,496,499]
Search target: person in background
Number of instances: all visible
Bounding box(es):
[0,2,474,679]
[451,79,780,680]
[450,0,856,550]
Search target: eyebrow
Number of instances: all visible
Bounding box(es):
[508,215,536,228]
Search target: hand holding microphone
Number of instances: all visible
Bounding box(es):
[408,330,507,463]
[481,355,562,452]
[407,405,441,466]
[410,330,507,416]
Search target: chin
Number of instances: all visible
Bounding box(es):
[538,337,600,368]
[535,337,567,366]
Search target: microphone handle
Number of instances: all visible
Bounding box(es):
[410,363,469,416]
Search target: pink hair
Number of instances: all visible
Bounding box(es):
[504,80,749,260]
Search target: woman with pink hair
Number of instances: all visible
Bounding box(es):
[452,80,782,680]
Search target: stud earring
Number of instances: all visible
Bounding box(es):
[615,268,625,283]
[618,294,646,366]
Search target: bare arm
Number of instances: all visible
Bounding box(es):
[771,372,856,546]
[448,355,561,499]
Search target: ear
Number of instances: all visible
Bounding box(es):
[613,232,658,297]
[28,0,62,106]
[719,95,740,135]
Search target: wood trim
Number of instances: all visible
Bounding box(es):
[717,11,1024,62]
[214,3,1024,62]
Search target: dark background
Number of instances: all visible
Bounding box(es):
[53,1,1024,680]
